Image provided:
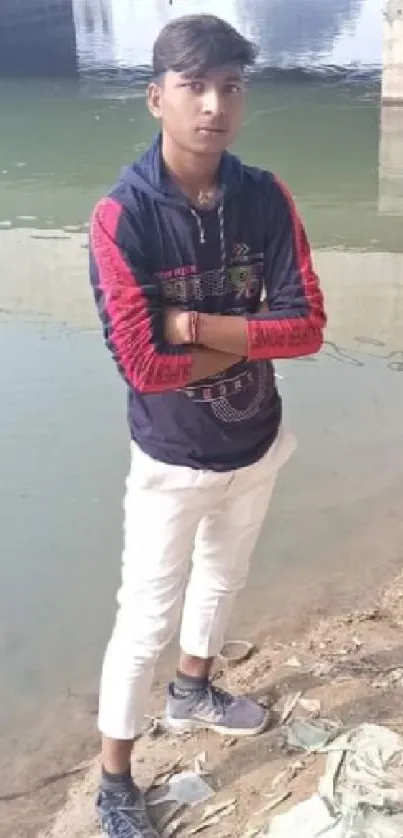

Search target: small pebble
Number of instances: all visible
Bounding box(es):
[285,656,302,668]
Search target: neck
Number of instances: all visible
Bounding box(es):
[161,133,222,203]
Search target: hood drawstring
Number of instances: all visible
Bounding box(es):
[190,208,206,244]
[191,200,227,292]
[217,200,227,292]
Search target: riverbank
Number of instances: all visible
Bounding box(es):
[1,238,403,836]
[5,566,398,838]
[1,229,403,339]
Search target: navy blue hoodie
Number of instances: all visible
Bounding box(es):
[89,136,326,471]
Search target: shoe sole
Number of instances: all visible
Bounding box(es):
[165,710,270,737]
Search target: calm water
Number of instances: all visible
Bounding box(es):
[1,0,403,834]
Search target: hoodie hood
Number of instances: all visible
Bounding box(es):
[118,134,245,282]
[118,133,244,207]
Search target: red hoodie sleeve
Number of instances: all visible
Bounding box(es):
[247,176,326,361]
[89,197,193,394]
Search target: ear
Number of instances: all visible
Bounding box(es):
[147,81,163,120]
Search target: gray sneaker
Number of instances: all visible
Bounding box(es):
[165,682,268,736]
[96,783,160,838]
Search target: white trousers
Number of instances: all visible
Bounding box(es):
[98,429,296,740]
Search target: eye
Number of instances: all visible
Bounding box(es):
[225,83,242,95]
[188,81,204,95]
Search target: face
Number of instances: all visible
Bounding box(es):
[147,64,246,155]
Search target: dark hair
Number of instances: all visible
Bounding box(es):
[153,14,257,78]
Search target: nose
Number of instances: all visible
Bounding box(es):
[201,88,223,117]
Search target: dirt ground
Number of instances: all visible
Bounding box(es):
[27,568,403,838]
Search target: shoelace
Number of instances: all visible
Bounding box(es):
[205,683,235,713]
[104,802,156,838]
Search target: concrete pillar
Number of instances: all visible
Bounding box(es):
[0,0,77,77]
[382,0,403,102]
[379,104,403,215]
[73,0,114,70]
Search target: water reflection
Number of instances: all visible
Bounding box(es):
[239,0,365,69]
[73,0,115,70]
[73,0,241,73]
[72,0,382,74]
[81,0,112,33]
[0,0,384,78]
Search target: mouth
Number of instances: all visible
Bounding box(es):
[196,127,227,135]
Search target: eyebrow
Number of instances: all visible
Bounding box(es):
[224,74,244,82]
[177,71,244,83]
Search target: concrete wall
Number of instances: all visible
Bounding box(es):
[382,0,403,101]
[379,105,403,214]
[0,0,77,77]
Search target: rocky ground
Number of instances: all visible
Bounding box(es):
[31,568,403,838]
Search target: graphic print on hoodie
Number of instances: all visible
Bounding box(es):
[90,136,326,471]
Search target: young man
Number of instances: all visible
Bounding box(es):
[89,14,326,838]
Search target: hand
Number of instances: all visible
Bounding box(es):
[164,308,191,345]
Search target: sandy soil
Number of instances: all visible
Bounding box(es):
[27,568,403,838]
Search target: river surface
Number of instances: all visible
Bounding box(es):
[1,1,403,835]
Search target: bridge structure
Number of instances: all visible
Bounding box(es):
[0,0,77,77]
[0,0,402,99]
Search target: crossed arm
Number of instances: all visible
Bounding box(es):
[165,180,326,365]
[89,181,326,395]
